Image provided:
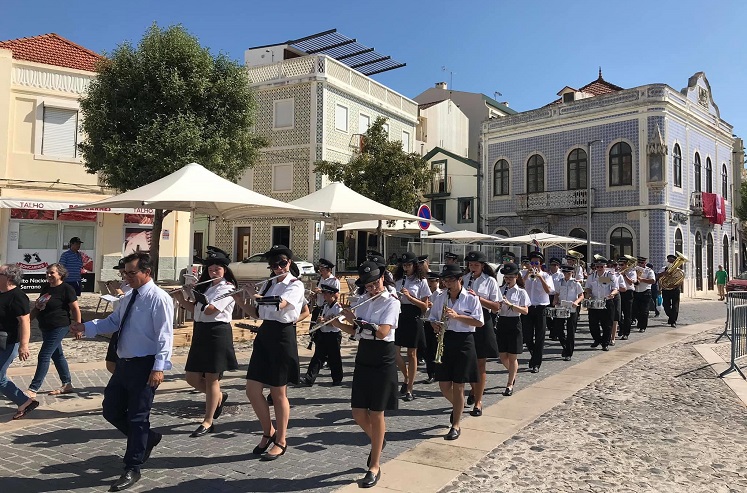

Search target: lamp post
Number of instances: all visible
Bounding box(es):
[587,140,603,262]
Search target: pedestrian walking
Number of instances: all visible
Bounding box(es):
[715,265,728,301]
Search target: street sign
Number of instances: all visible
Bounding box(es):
[420,230,428,239]
[417,204,431,231]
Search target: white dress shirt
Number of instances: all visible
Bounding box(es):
[586,271,618,299]
[522,270,554,305]
[635,266,656,293]
[259,275,305,323]
[555,278,584,304]
[319,301,342,333]
[194,280,236,323]
[397,276,431,305]
[354,292,400,342]
[462,272,502,308]
[499,285,531,318]
[428,288,483,333]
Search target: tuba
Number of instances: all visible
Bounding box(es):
[567,249,586,271]
[620,254,637,275]
[659,252,688,290]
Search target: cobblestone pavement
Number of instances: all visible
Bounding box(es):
[0,299,731,492]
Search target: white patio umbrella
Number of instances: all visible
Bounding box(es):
[498,232,605,250]
[427,230,505,243]
[71,162,319,220]
[289,182,435,262]
[337,219,449,235]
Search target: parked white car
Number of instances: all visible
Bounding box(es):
[228,253,316,282]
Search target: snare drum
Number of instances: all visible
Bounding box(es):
[554,307,571,318]
[588,299,608,310]
[543,306,555,318]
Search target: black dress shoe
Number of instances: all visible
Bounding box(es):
[444,427,461,440]
[621,335,628,340]
[424,376,435,384]
[190,424,214,438]
[367,437,386,467]
[531,366,539,373]
[590,342,600,348]
[360,469,381,488]
[213,392,228,419]
[260,442,287,461]
[503,386,513,396]
[602,346,609,351]
[466,392,475,406]
[252,433,276,455]
[143,432,162,462]
[109,469,141,492]
[299,376,313,387]
[403,392,414,402]
[470,406,482,417]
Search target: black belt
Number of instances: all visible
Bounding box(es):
[119,355,155,362]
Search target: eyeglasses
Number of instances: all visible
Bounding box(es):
[530,262,540,265]
[502,257,513,261]
[269,260,289,269]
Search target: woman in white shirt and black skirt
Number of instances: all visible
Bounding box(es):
[331,261,400,489]
[174,247,239,438]
[233,245,305,461]
[429,264,482,441]
[496,263,530,396]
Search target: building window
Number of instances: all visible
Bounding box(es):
[724,234,730,274]
[273,99,294,129]
[431,199,446,222]
[705,157,713,193]
[569,228,587,240]
[493,159,509,196]
[42,106,78,158]
[494,228,509,237]
[675,228,683,255]
[272,164,293,192]
[335,104,348,132]
[359,113,371,133]
[382,122,390,136]
[722,164,728,199]
[457,198,474,223]
[272,226,290,247]
[432,160,446,194]
[609,142,632,186]
[567,148,587,190]
[673,144,682,187]
[609,226,633,259]
[526,154,544,194]
[401,130,411,153]
[694,152,701,192]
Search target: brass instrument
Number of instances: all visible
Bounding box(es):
[620,255,637,276]
[659,251,688,290]
[434,294,449,364]
[566,249,586,271]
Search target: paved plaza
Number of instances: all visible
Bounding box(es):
[1,297,743,492]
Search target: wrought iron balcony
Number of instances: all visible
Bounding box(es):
[423,176,452,198]
[516,189,591,213]
[690,191,703,214]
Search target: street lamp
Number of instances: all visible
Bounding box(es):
[587,139,603,263]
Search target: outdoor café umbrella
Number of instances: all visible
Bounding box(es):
[426,230,505,243]
[337,219,449,235]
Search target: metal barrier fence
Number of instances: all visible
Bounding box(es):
[719,294,747,379]
[716,291,747,343]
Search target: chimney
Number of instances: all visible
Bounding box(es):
[501,101,510,107]
[435,82,447,90]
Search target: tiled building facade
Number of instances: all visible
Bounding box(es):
[482,72,740,297]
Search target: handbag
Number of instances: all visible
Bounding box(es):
[0,330,7,351]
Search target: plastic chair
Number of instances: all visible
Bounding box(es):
[96,281,119,314]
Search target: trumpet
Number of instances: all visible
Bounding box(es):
[309,290,386,334]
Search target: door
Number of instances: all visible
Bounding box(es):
[235,227,251,262]
[707,233,714,290]
[193,232,203,262]
[695,232,703,291]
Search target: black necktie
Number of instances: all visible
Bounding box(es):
[115,289,139,349]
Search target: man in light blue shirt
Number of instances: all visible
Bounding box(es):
[72,252,173,492]
[59,236,84,295]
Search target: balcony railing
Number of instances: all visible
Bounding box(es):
[690,191,703,214]
[423,176,452,197]
[516,189,591,212]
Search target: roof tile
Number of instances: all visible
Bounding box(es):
[0,33,101,72]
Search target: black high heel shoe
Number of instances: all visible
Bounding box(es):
[252,432,276,455]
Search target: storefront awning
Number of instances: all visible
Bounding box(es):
[0,198,154,215]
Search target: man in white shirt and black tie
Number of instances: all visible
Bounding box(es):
[72,252,174,491]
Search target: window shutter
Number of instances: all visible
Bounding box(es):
[42,106,78,158]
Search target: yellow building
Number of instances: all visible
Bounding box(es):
[0,33,191,290]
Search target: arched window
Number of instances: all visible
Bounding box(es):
[567,148,587,190]
[569,228,587,239]
[694,152,701,192]
[526,154,544,194]
[705,157,713,193]
[609,226,633,259]
[722,164,728,199]
[695,231,703,290]
[494,228,509,237]
[707,233,714,290]
[675,228,683,255]
[493,159,509,196]
[673,144,682,187]
[609,142,632,186]
[723,234,730,275]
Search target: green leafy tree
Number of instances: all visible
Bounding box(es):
[736,180,747,221]
[79,24,266,278]
[315,115,433,214]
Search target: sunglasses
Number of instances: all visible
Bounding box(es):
[530,261,540,265]
[269,260,289,269]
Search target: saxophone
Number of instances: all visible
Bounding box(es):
[434,296,449,364]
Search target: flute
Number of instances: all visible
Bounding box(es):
[167,277,222,294]
[309,290,386,334]
[211,273,290,302]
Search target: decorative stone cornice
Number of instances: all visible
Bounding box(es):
[12,65,92,95]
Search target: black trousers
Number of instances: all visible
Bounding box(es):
[661,288,680,324]
[522,305,547,368]
[102,356,159,472]
[554,312,578,357]
[588,303,613,346]
[620,290,634,336]
[633,291,651,331]
[306,331,343,384]
[548,315,559,338]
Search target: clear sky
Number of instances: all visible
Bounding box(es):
[2,0,745,140]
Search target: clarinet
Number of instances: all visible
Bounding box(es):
[307,303,324,350]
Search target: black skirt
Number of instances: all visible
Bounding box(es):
[435,331,478,384]
[185,321,239,374]
[351,339,399,412]
[612,294,621,322]
[105,331,119,363]
[474,309,499,359]
[496,316,523,355]
[394,304,424,349]
[246,320,300,386]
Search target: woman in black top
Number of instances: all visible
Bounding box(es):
[27,263,81,397]
[0,264,38,419]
